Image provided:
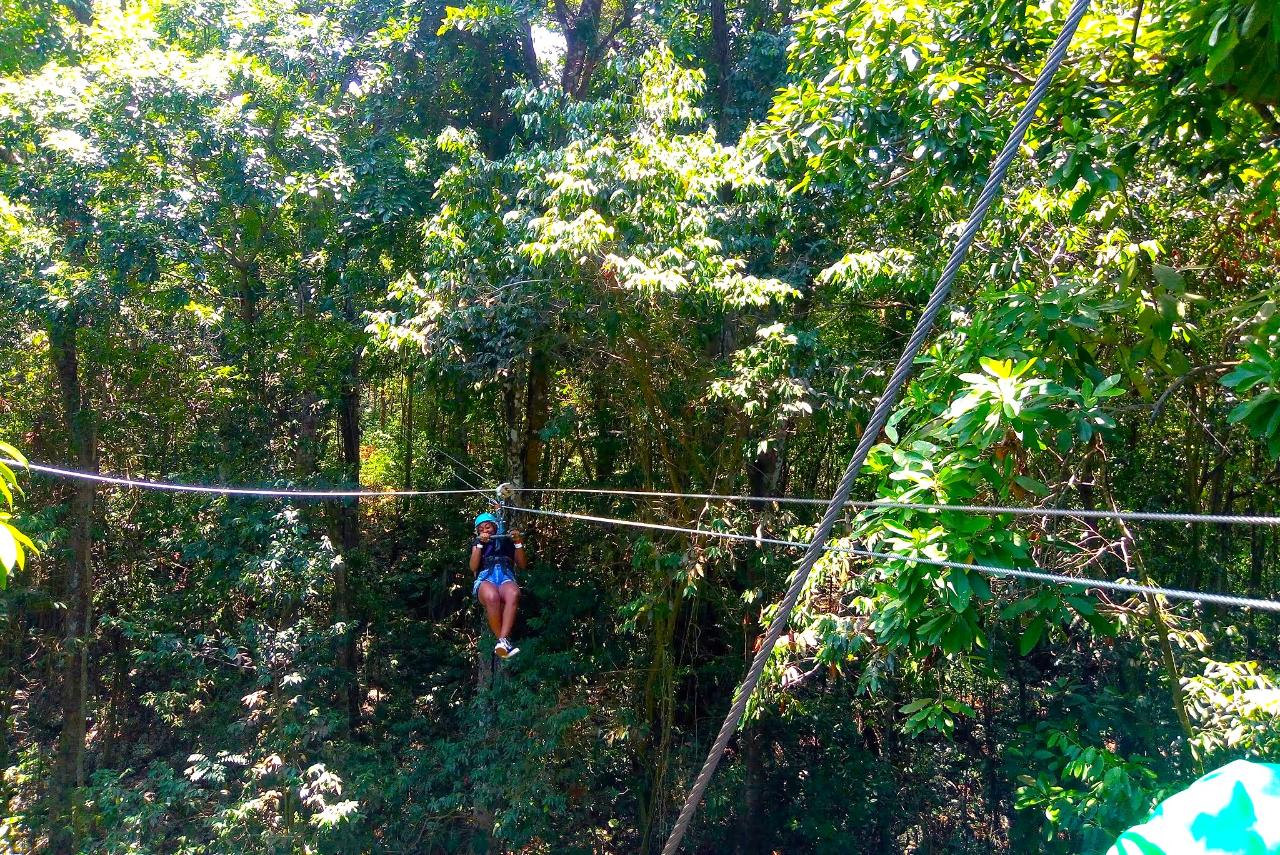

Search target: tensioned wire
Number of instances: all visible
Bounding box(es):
[659,0,1097,849]
[7,460,490,499]
[14,455,1274,611]
[16,457,1277,612]
[514,487,1280,526]
[10,460,1278,527]
[17,457,1272,611]
[508,503,1280,613]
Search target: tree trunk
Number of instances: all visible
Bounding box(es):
[521,343,551,491]
[48,312,97,855]
[554,0,633,99]
[636,563,681,853]
[294,279,322,477]
[735,426,784,855]
[503,370,522,485]
[520,18,542,86]
[403,361,415,491]
[335,337,362,731]
[295,390,321,478]
[1248,483,1266,652]
[710,0,732,142]
[470,649,497,853]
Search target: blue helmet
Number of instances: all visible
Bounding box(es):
[474,512,501,531]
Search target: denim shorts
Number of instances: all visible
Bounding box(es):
[473,564,518,596]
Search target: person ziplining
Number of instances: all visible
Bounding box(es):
[470,511,525,658]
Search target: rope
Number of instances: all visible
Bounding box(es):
[515,487,1280,527]
[8,460,489,499]
[660,0,1094,848]
[509,504,1280,612]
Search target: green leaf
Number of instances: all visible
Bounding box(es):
[1066,595,1096,616]
[1083,612,1118,636]
[1093,374,1125,398]
[1020,616,1046,656]
[1152,263,1184,293]
[1001,597,1039,621]
[979,357,1014,379]
[1014,475,1050,497]
[948,569,972,611]
[1206,25,1241,80]
[1070,189,1095,222]
[941,620,971,654]
[899,698,932,715]
[0,523,17,575]
[1222,365,1267,391]
[942,698,976,717]
[1229,392,1278,425]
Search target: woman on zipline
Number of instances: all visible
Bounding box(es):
[470,512,525,658]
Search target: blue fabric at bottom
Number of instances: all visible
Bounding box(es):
[473,564,517,596]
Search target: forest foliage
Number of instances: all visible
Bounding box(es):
[0,0,1278,851]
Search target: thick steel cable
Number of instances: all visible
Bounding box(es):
[7,460,490,499]
[510,504,1280,612]
[660,1,1095,849]
[515,487,1280,526]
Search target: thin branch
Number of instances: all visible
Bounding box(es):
[1151,362,1240,423]
[1127,0,1145,63]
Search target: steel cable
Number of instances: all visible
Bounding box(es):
[515,487,1280,526]
[6,460,489,499]
[660,0,1096,848]
[509,504,1280,612]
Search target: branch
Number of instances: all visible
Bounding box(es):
[780,661,824,692]
[1150,362,1240,423]
[1255,103,1280,139]
[1127,0,1145,64]
[58,0,92,25]
[977,61,1034,85]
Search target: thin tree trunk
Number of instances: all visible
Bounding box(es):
[504,371,522,485]
[520,18,541,86]
[1102,473,1198,763]
[521,343,551,492]
[636,564,681,853]
[710,0,732,142]
[294,280,321,477]
[335,334,362,731]
[1248,484,1266,652]
[48,313,97,855]
[471,649,496,853]
[403,361,415,490]
[736,425,784,855]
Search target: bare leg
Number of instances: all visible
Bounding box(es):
[477,581,502,637]
[498,581,520,640]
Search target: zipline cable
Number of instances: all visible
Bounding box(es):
[514,487,1280,527]
[14,458,1277,528]
[509,503,1280,612]
[6,460,490,499]
[659,0,1095,848]
[12,456,1275,612]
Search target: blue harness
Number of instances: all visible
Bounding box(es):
[472,538,517,595]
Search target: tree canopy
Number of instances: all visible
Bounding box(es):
[1,0,1279,852]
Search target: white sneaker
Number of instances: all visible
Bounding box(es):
[495,638,520,659]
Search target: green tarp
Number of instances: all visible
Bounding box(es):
[1107,760,1280,855]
